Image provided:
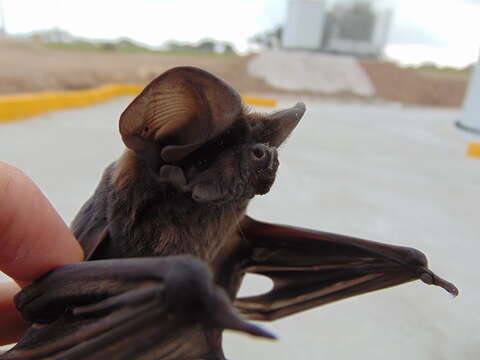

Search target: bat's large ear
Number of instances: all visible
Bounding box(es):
[259,102,306,147]
[119,67,242,163]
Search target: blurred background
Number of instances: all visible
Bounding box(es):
[0,0,478,106]
[0,0,479,359]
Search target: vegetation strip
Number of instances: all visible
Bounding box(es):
[0,85,276,123]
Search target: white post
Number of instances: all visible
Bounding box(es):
[0,0,5,36]
[458,55,480,133]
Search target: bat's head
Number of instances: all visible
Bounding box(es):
[118,67,305,204]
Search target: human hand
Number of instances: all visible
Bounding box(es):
[0,162,84,345]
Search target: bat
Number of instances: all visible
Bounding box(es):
[2,67,458,360]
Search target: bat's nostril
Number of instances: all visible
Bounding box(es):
[251,145,267,161]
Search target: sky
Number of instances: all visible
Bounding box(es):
[1,0,479,67]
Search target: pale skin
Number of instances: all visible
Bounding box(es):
[0,162,84,345]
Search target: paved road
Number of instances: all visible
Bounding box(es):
[1,98,478,359]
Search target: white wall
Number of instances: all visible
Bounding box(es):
[282,0,326,50]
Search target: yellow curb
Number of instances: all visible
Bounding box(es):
[0,85,277,124]
[242,95,277,107]
[0,84,143,124]
[467,143,480,159]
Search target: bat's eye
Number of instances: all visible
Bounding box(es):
[249,120,262,130]
[196,159,210,171]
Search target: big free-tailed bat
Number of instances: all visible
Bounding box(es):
[2,67,458,360]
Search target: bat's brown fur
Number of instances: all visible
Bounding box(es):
[73,107,284,263]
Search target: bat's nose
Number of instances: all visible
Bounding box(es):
[250,144,268,161]
[250,144,278,171]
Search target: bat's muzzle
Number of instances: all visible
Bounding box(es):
[248,144,279,195]
[250,144,277,169]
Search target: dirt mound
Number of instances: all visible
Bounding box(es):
[0,40,273,96]
[248,50,375,96]
[360,61,467,107]
[0,41,468,107]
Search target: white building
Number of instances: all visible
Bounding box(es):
[282,0,327,50]
[323,2,391,56]
[282,0,392,57]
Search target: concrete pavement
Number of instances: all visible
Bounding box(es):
[0,97,478,359]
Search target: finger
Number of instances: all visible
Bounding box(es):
[0,162,84,284]
[0,282,29,345]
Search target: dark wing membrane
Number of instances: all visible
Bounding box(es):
[236,217,458,321]
[70,165,113,260]
[4,302,197,360]
[2,256,274,360]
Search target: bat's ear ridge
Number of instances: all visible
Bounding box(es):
[119,66,242,162]
[262,102,306,147]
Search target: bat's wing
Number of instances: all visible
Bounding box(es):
[234,217,458,321]
[2,256,274,360]
[76,224,109,261]
[70,165,113,260]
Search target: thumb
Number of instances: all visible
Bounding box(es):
[0,162,84,285]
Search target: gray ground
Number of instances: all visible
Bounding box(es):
[0,98,478,359]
